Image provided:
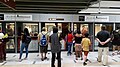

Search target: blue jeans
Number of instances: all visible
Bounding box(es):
[19,43,28,59]
[67,42,73,54]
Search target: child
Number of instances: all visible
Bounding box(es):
[81,33,91,66]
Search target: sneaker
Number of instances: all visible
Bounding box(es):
[76,58,78,60]
[85,59,88,62]
[112,53,115,56]
[41,58,44,61]
[19,59,22,62]
[44,57,47,60]
[117,52,120,55]
[102,64,107,66]
[97,58,101,62]
[81,58,83,60]
[23,57,27,60]
[83,62,87,66]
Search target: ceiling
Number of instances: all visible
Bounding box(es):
[79,0,120,14]
[0,0,98,14]
[0,0,119,14]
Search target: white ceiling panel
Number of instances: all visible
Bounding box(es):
[79,1,120,14]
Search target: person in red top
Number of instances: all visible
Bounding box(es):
[66,31,73,56]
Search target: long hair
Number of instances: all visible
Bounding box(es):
[24,28,30,36]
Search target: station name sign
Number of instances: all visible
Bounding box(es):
[4,14,32,21]
[85,16,109,22]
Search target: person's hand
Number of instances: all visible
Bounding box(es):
[100,42,106,45]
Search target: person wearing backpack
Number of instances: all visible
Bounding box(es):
[111,26,120,55]
[19,28,31,61]
[38,27,49,61]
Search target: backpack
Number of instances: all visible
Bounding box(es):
[25,35,31,45]
[40,33,47,46]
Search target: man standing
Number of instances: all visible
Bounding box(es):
[50,27,61,67]
[38,27,49,61]
[96,25,111,66]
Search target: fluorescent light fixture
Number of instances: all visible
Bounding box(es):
[78,8,120,14]
[79,1,120,14]
[90,1,120,7]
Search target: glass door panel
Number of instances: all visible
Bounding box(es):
[6,23,15,52]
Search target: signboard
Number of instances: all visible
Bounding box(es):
[85,16,109,22]
[0,0,16,10]
[0,14,4,20]
[95,16,109,22]
[85,16,95,22]
[4,14,32,21]
[79,16,85,21]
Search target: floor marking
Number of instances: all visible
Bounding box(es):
[74,60,76,63]
[33,61,36,64]
[13,55,16,57]
[112,59,118,62]
[1,61,7,66]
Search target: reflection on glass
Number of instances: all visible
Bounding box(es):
[23,23,38,36]
[6,23,15,50]
[6,39,14,49]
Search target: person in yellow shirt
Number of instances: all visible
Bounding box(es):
[81,33,91,66]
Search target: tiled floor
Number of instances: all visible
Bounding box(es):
[0,52,120,67]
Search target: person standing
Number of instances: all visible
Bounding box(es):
[19,28,30,61]
[111,27,120,55]
[81,33,91,65]
[66,31,73,56]
[74,30,83,60]
[38,27,49,61]
[0,27,4,62]
[96,25,111,66]
[50,27,61,67]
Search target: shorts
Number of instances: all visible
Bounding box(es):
[75,43,82,51]
[40,45,48,53]
[112,39,120,46]
[83,51,89,56]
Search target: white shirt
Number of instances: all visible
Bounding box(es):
[0,33,4,39]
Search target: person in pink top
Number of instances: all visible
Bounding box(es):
[66,31,73,56]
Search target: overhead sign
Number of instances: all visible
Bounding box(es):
[79,16,85,21]
[85,16,95,22]
[85,16,109,22]
[0,0,16,10]
[4,14,32,21]
[95,16,109,22]
[0,14,4,20]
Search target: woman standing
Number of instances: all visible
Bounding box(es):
[19,28,30,61]
[74,30,83,60]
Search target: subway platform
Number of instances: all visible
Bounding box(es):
[0,52,120,67]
